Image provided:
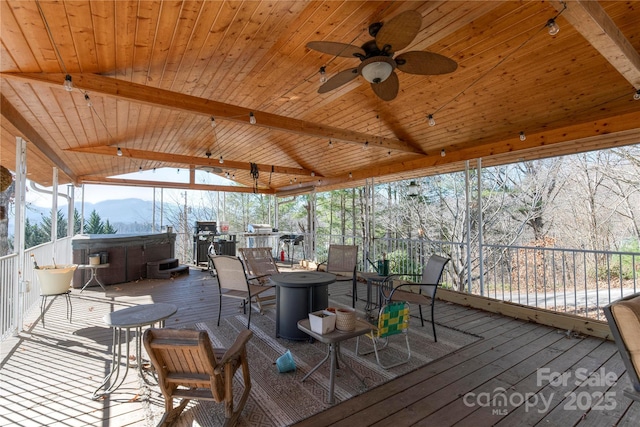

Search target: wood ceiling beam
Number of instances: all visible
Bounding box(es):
[67,145,317,177]
[0,72,423,154]
[554,0,640,88]
[77,176,275,195]
[0,94,77,182]
[300,110,640,193]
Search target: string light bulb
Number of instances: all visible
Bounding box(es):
[63,74,73,91]
[210,117,216,128]
[427,114,436,127]
[363,141,369,150]
[519,131,526,141]
[634,89,640,100]
[441,149,446,157]
[319,66,327,83]
[349,172,353,179]
[116,147,123,157]
[219,155,224,164]
[84,93,92,107]
[328,139,333,147]
[139,166,143,173]
[311,171,315,177]
[249,112,256,125]
[547,18,560,36]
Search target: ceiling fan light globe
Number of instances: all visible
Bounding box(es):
[361,60,393,84]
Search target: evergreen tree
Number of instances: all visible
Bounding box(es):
[73,208,83,234]
[84,210,105,234]
[103,219,117,234]
[41,209,68,239]
[24,217,47,248]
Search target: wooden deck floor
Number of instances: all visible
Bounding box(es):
[1,267,639,426]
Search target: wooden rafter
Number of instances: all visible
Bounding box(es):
[78,176,275,195]
[554,0,640,88]
[0,72,424,154]
[67,145,319,177]
[1,94,76,181]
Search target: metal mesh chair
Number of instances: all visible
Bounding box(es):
[380,254,449,342]
[210,255,273,329]
[604,293,640,402]
[356,301,411,368]
[317,244,358,307]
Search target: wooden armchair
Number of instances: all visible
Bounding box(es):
[143,328,253,426]
[317,244,358,307]
[604,293,640,402]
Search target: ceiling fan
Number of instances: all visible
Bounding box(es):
[307,10,457,101]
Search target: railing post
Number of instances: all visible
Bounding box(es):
[13,137,27,336]
[465,161,472,293]
[477,158,484,296]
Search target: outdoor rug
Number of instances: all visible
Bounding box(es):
[144,296,481,426]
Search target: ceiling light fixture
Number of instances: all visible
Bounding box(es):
[546,18,560,36]
[634,89,640,100]
[519,131,526,141]
[359,56,395,84]
[205,151,212,158]
[441,149,446,157]
[428,114,436,127]
[407,181,419,197]
[219,155,224,164]
[319,66,327,83]
[84,93,92,107]
[139,166,143,173]
[63,74,73,91]
[249,112,256,125]
[116,147,123,157]
[210,117,216,128]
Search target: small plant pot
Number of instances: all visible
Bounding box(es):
[335,307,356,331]
[309,310,336,334]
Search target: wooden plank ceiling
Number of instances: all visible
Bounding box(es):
[1,0,640,195]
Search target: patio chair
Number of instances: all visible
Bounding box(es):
[143,328,253,427]
[380,254,449,342]
[238,247,278,309]
[238,247,279,284]
[210,255,274,329]
[356,301,411,369]
[604,292,640,402]
[317,244,358,308]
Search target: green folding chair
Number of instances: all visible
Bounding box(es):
[356,301,411,369]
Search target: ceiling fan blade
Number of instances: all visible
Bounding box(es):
[371,71,399,101]
[318,68,360,93]
[306,41,364,58]
[376,10,422,54]
[396,51,458,75]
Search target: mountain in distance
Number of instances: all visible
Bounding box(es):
[24,198,155,227]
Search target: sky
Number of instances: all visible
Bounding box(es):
[26,167,231,208]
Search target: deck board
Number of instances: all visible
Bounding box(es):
[2,267,639,426]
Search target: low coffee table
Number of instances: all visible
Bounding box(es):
[297,318,372,404]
